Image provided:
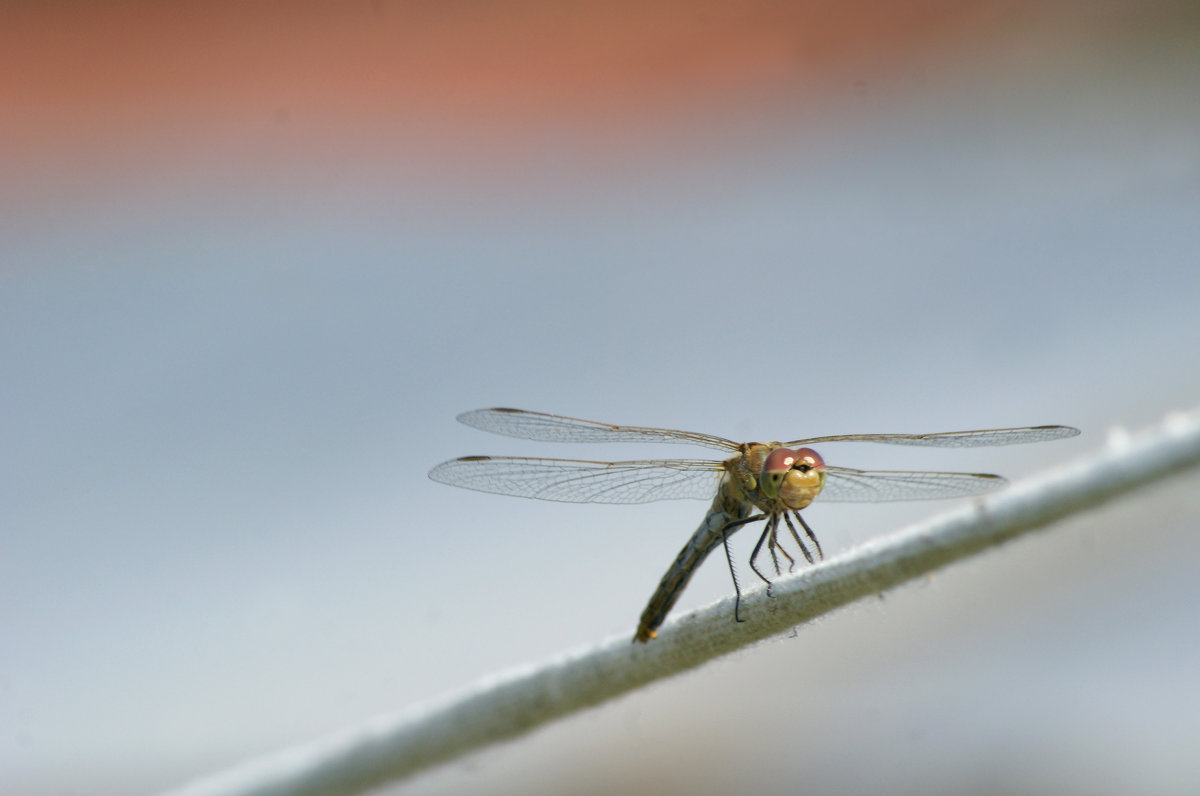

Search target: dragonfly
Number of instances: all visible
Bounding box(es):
[429,408,1079,643]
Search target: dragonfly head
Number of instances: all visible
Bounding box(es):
[760,446,826,509]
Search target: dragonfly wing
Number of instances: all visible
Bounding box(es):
[429,456,726,504]
[818,466,1008,502]
[786,425,1080,448]
[456,408,738,451]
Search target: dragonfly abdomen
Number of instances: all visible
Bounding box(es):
[634,498,754,643]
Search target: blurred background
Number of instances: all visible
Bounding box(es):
[3,1,1199,794]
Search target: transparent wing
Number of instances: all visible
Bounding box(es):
[429,456,726,504]
[787,425,1079,448]
[819,466,1007,502]
[456,408,738,452]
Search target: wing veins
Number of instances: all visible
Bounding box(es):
[457,408,738,451]
[787,425,1079,448]
[819,465,1007,502]
[428,456,724,504]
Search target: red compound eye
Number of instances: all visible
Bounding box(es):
[763,447,798,474]
[791,447,825,472]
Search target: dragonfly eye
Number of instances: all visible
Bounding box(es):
[760,447,798,498]
[792,448,825,472]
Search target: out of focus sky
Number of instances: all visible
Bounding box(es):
[3,2,1199,794]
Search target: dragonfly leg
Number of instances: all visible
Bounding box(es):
[768,524,796,574]
[793,510,824,561]
[782,512,815,564]
[719,524,744,623]
[717,513,766,623]
[749,515,781,593]
[767,534,782,576]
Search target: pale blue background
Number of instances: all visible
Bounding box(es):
[4,8,1200,794]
